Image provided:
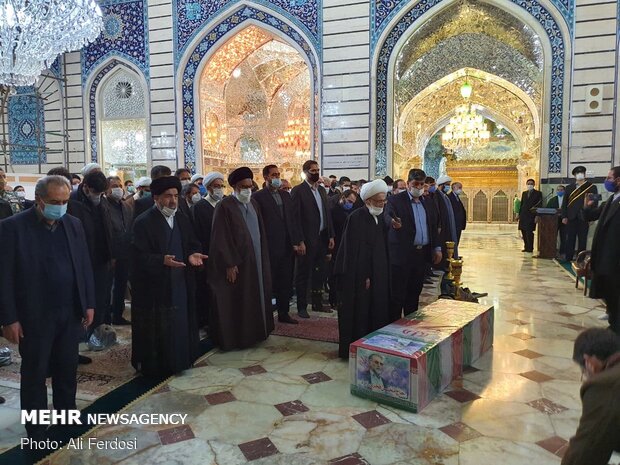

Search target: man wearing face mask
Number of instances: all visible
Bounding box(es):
[582,166,620,334]
[448,181,467,244]
[518,179,543,253]
[329,189,358,309]
[179,183,201,221]
[334,179,391,358]
[254,165,302,324]
[562,165,598,261]
[0,175,94,441]
[175,168,192,186]
[435,174,459,260]
[291,160,335,317]
[392,179,406,196]
[191,173,207,197]
[546,185,567,258]
[106,176,134,325]
[130,176,206,377]
[386,169,442,319]
[208,167,274,350]
[134,165,172,219]
[562,328,620,465]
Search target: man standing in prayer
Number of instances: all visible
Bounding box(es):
[134,165,172,218]
[130,176,207,377]
[334,179,391,358]
[254,164,301,324]
[518,178,543,253]
[436,174,459,259]
[562,165,598,260]
[0,175,94,440]
[208,167,274,350]
[448,181,467,244]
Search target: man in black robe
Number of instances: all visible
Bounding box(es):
[562,165,599,260]
[130,176,207,377]
[335,179,391,359]
[518,178,543,253]
[208,167,274,350]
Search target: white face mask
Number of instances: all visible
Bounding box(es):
[236,188,252,204]
[575,173,585,181]
[191,193,202,204]
[527,184,534,191]
[409,187,424,198]
[109,187,124,201]
[367,205,384,217]
[160,205,177,217]
[453,189,463,196]
[211,187,224,201]
[16,191,25,198]
[181,179,190,187]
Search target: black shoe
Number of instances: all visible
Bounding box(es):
[278,315,299,324]
[313,304,333,313]
[112,316,131,325]
[0,396,5,404]
[78,355,92,365]
[297,310,310,319]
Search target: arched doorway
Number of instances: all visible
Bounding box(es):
[198,25,312,182]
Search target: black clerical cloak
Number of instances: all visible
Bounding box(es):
[334,207,391,358]
[208,196,274,350]
[130,207,201,377]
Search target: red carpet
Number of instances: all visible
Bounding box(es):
[272,316,339,343]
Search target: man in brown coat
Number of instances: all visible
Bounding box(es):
[562,328,620,465]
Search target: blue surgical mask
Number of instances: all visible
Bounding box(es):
[342,202,353,211]
[557,191,564,197]
[142,191,151,198]
[271,178,282,189]
[127,186,136,194]
[429,185,437,193]
[443,185,450,193]
[604,179,617,193]
[42,203,67,221]
[198,185,207,196]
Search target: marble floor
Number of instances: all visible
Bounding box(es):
[14,229,620,464]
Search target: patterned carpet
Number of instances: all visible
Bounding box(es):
[272,315,339,343]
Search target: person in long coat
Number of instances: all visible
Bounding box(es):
[130,176,207,377]
[518,178,543,253]
[334,179,391,359]
[208,167,274,350]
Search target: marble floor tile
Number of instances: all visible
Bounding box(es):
[459,436,560,465]
[462,371,544,403]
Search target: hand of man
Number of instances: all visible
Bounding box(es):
[164,255,186,268]
[432,250,442,265]
[82,309,94,328]
[226,266,239,284]
[562,218,568,225]
[328,238,335,251]
[2,322,23,344]
[325,254,332,262]
[188,253,208,266]
[296,242,306,256]
[391,217,402,229]
[585,200,595,207]
[365,278,370,290]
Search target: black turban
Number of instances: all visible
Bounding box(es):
[228,167,253,186]
[572,165,586,175]
[150,176,182,195]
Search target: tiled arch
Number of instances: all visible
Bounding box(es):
[178,5,320,173]
[373,0,567,176]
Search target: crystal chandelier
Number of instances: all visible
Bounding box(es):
[278,117,310,154]
[442,81,490,151]
[0,0,103,86]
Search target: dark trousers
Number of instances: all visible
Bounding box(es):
[110,259,129,321]
[88,264,113,337]
[271,251,294,318]
[295,230,328,311]
[557,222,566,256]
[390,246,429,321]
[597,275,620,334]
[19,307,81,438]
[520,228,535,252]
[565,218,589,260]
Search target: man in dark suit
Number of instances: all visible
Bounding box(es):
[518,178,543,253]
[254,164,301,324]
[546,185,566,258]
[562,165,598,260]
[0,175,95,440]
[134,165,172,219]
[291,160,335,317]
[0,198,11,220]
[583,166,620,334]
[448,182,467,243]
[385,168,442,320]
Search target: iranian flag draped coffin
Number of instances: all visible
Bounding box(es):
[349,300,494,412]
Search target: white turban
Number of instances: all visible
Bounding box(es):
[360,179,389,201]
[136,176,152,187]
[81,163,101,176]
[191,173,204,183]
[436,175,452,185]
[203,171,225,187]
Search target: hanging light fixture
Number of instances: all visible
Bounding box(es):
[0,0,103,86]
[278,117,310,155]
[442,80,490,151]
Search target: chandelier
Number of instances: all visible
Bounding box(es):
[278,117,310,154]
[204,115,227,148]
[442,81,490,151]
[0,0,103,86]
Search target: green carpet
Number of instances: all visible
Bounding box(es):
[0,338,213,465]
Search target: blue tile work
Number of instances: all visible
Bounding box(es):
[371,0,573,48]
[82,0,149,83]
[179,5,319,173]
[8,87,46,165]
[173,0,321,65]
[373,0,566,176]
